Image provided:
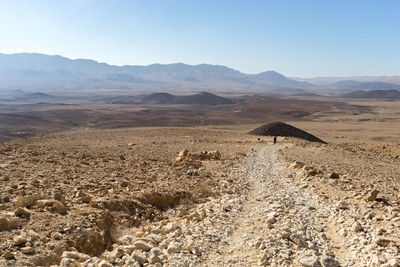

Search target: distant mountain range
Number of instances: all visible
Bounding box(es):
[0,53,398,96]
[293,76,400,86]
[0,53,311,94]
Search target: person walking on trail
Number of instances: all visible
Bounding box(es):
[273,136,277,144]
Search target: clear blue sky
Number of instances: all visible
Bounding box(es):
[0,0,399,77]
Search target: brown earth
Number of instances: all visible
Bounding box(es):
[1,96,400,266]
[0,94,365,143]
[0,127,260,266]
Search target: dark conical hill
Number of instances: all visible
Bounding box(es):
[249,122,327,144]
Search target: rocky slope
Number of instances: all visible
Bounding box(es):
[0,129,399,266]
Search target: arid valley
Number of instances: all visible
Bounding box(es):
[1,84,400,266]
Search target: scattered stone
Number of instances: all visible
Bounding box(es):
[14,207,30,217]
[167,241,182,253]
[386,258,398,267]
[134,239,155,251]
[290,234,308,247]
[61,251,91,261]
[131,251,147,265]
[13,235,28,246]
[20,246,35,254]
[0,217,10,230]
[352,221,362,232]
[147,234,163,244]
[53,191,66,203]
[207,150,221,160]
[59,257,77,267]
[290,161,305,169]
[190,246,202,256]
[365,189,379,202]
[148,253,162,264]
[176,149,188,162]
[2,251,15,260]
[299,256,320,267]
[321,256,340,267]
[108,247,124,261]
[52,200,67,215]
[98,259,113,267]
[52,232,63,240]
[329,173,339,179]
[37,199,54,207]
[336,201,348,209]
[164,222,180,233]
[375,238,391,247]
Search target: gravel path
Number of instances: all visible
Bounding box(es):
[53,144,399,266]
[200,145,338,266]
[198,144,398,266]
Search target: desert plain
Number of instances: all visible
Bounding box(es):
[1,94,400,267]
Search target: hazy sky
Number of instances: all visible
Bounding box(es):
[0,0,399,77]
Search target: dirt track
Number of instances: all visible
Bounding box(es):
[196,145,399,266]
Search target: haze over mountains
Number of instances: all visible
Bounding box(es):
[0,53,311,94]
[0,53,399,96]
[293,76,400,86]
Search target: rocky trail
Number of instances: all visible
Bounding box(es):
[185,144,398,266]
[2,132,399,267]
[52,144,400,266]
[200,145,343,266]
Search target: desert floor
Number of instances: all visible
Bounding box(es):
[1,116,400,266]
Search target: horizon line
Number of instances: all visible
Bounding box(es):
[1,51,399,78]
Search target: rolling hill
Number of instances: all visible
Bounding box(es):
[330,80,400,91]
[341,90,400,99]
[107,92,234,105]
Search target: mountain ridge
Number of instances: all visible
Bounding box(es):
[1,53,399,94]
[0,53,310,93]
